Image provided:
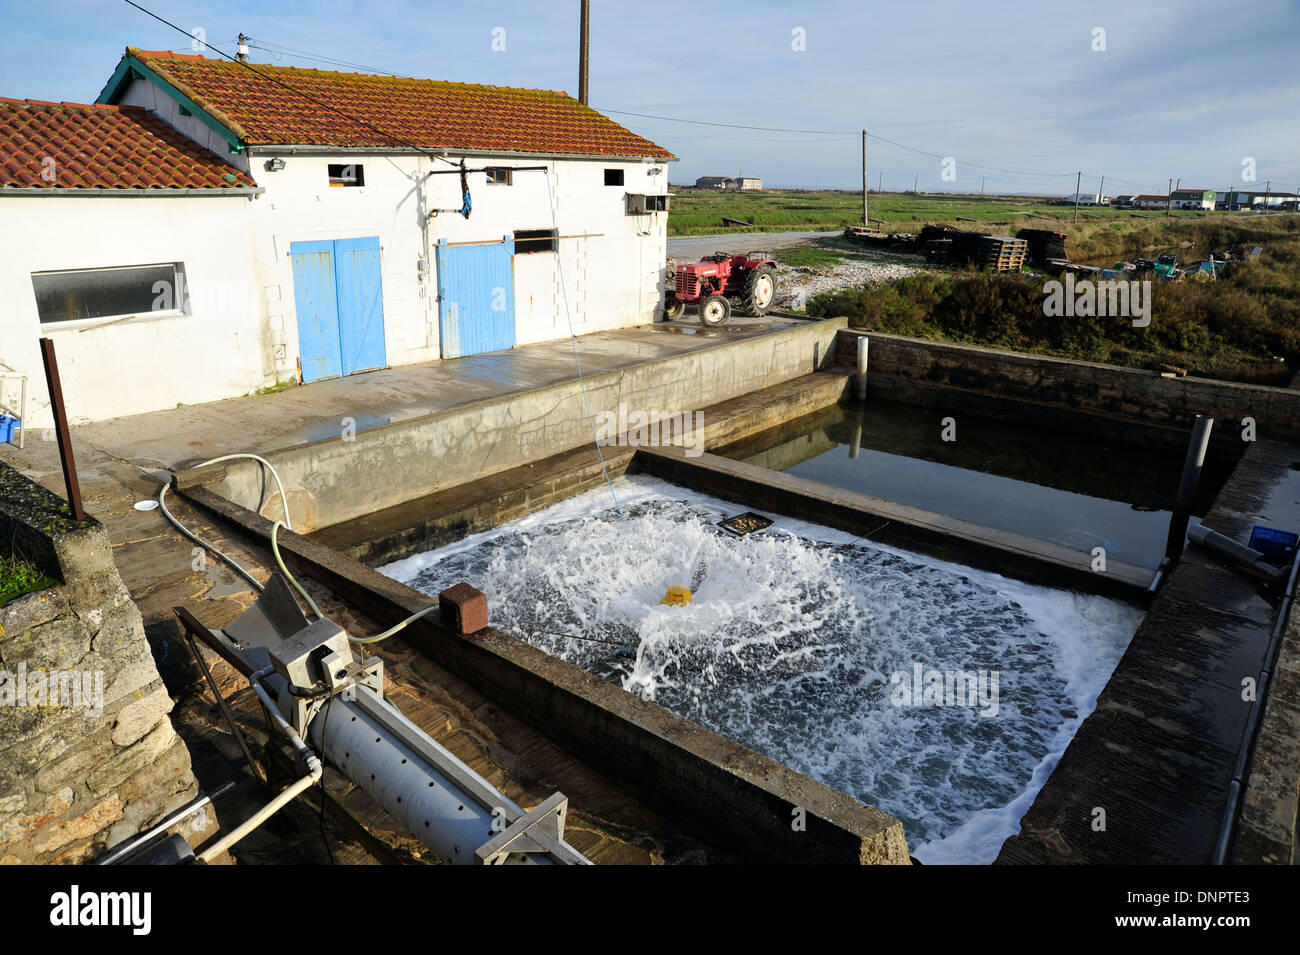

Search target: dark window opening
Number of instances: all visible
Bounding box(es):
[604,168,624,186]
[32,263,186,324]
[328,163,365,187]
[514,229,558,254]
[485,167,513,185]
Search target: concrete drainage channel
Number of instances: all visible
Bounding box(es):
[171,327,1300,864]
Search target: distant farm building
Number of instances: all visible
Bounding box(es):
[694,176,762,191]
[1130,194,1169,209]
[1171,188,1215,210]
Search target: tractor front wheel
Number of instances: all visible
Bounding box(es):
[741,265,777,316]
[663,299,686,321]
[698,294,732,326]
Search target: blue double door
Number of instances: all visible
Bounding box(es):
[435,237,516,359]
[290,237,387,383]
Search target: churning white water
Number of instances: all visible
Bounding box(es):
[381,476,1142,863]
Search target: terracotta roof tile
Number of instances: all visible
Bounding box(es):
[0,97,257,190]
[127,48,675,160]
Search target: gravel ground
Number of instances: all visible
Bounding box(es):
[773,259,918,310]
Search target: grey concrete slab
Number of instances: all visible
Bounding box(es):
[69,319,807,471]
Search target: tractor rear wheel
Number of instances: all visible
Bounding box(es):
[741,265,777,316]
[698,294,732,326]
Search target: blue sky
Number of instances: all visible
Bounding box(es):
[2,0,1297,195]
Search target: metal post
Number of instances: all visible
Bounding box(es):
[578,0,590,105]
[1164,415,1214,561]
[855,336,869,401]
[38,338,85,522]
[1166,178,1173,216]
[1098,174,1104,205]
[862,130,868,226]
[848,422,862,460]
[1073,171,1081,224]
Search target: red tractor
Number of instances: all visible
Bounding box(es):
[664,251,778,325]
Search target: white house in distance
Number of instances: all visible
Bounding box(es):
[0,47,675,428]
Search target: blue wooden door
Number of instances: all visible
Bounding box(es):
[334,237,387,376]
[436,238,516,359]
[289,240,343,383]
[290,237,387,382]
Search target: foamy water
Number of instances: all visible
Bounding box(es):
[381,477,1142,863]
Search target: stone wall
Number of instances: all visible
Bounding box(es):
[0,462,210,864]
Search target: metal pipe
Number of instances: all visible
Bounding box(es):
[196,770,320,864]
[308,688,553,865]
[1212,541,1300,862]
[95,783,230,865]
[249,667,322,776]
[1164,414,1213,561]
[38,338,85,522]
[1187,524,1287,582]
[855,336,869,401]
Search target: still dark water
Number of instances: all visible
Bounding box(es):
[720,399,1233,570]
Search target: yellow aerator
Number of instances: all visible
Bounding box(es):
[660,585,692,607]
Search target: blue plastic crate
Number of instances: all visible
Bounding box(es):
[1249,525,1298,563]
[0,414,18,443]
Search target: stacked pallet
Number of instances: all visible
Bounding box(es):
[918,225,983,264]
[976,235,1028,272]
[1016,229,1068,266]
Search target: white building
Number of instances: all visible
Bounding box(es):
[1,48,675,428]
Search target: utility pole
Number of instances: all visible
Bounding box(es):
[578,0,590,105]
[1265,179,1272,210]
[1098,174,1105,205]
[1166,178,1173,216]
[862,129,868,227]
[914,172,919,194]
[980,176,985,197]
[878,172,882,193]
[1073,171,1081,224]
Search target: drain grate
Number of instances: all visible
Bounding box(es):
[718,512,773,537]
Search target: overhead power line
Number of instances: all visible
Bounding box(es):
[120,1,460,167]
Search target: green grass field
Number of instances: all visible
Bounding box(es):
[670,188,1228,238]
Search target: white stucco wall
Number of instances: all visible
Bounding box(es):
[248,149,669,366]
[0,194,269,430]
[0,75,671,428]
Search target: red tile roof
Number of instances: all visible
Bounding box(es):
[0,97,257,190]
[124,48,675,160]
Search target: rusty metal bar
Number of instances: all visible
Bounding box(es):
[38,337,84,522]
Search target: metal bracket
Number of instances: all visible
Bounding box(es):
[474,792,578,865]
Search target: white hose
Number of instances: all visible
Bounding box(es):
[157,452,294,595]
[160,452,438,645]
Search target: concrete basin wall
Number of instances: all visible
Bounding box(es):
[839,330,1300,448]
[188,318,847,534]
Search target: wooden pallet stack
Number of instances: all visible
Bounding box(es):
[1015,228,1068,266]
[976,235,1028,272]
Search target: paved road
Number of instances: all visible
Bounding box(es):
[667,230,840,259]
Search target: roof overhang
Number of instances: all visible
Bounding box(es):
[0,186,264,198]
[97,51,246,154]
[245,143,676,163]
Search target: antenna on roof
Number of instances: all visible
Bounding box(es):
[236,33,249,63]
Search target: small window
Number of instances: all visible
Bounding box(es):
[514,229,558,254]
[31,263,186,325]
[485,167,513,185]
[604,168,624,186]
[328,163,364,187]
